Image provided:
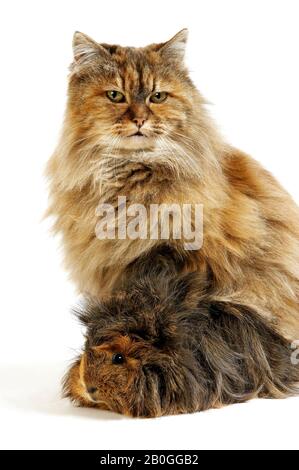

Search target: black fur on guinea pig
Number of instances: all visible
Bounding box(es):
[63,272,299,418]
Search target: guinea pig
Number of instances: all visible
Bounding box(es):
[63,273,299,418]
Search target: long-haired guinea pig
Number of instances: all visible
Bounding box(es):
[64,273,299,418]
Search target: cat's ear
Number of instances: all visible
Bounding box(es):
[159,29,188,63]
[72,31,110,70]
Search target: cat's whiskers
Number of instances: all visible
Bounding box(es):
[161,126,195,143]
[169,125,221,170]
[160,134,202,179]
[75,124,205,191]
[154,124,202,173]
[155,136,183,178]
[161,122,220,175]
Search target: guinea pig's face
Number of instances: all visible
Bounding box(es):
[64,333,177,417]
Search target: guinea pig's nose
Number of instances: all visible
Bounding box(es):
[87,386,97,395]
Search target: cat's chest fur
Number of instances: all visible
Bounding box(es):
[96,153,192,207]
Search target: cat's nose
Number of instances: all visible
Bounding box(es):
[133,117,146,128]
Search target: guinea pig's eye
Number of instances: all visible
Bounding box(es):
[106,90,125,103]
[112,353,125,365]
[150,91,168,104]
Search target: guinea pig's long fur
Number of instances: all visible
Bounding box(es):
[64,273,299,417]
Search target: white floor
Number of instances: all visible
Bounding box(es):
[1,359,298,450]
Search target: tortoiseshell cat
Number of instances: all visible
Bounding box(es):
[47,30,299,339]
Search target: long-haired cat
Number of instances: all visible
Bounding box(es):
[47,30,299,339]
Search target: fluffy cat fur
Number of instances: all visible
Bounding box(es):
[47,30,299,339]
[64,271,299,418]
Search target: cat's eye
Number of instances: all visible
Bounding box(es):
[106,90,125,103]
[112,353,125,365]
[150,91,168,104]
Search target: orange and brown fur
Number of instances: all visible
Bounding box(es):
[64,272,299,418]
[47,30,299,339]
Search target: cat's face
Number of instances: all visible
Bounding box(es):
[68,30,197,152]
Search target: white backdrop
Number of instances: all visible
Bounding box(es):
[0,0,298,450]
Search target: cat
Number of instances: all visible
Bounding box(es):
[47,30,299,339]
[64,270,299,417]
